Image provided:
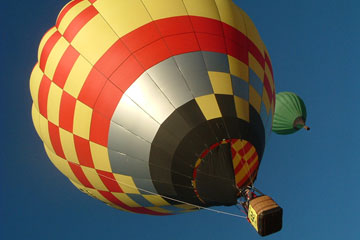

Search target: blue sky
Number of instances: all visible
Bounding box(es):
[2,0,360,239]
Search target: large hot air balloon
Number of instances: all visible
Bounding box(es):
[30,0,276,218]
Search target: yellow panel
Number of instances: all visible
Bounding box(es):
[44,144,77,181]
[183,0,220,20]
[113,174,140,194]
[249,54,264,82]
[231,140,242,151]
[71,15,118,65]
[29,64,43,109]
[112,193,141,207]
[234,96,249,122]
[242,11,265,58]
[173,204,197,210]
[44,37,70,79]
[59,128,79,164]
[262,90,271,114]
[57,0,91,34]
[265,63,274,92]
[232,154,242,169]
[235,156,258,183]
[249,86,261,114]
[63,56,92,98]
[208,71,233,95]
[146,207,172,214]
[38,27,57,62]
[215,0,246,34]
[73,100,92,139]
[142,0,187,20]
[71,181,113,204]
[90,142,112,172]
[235,162,251,183]
[228,55,249,81]
[81,166,108,191]
[47,83,63,126]
[39,114,54,153]
[195,94,222,120]
[143,195,170,206]
[32,105,41,138]
[244,147,256,161]
[94,0,152,38]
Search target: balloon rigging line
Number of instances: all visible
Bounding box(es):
[80,164,247,219]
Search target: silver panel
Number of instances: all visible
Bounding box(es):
[202,51,230,73]
[125,73,175,124]
[108,150,157,193]
[249,69,263,95]
[231,75,249,100]
[146,57,194,108]
[112,95,160,143]
[108,149,150,178]
[108,122,151,161]
[174,52,213,97]
[132,178,158,194]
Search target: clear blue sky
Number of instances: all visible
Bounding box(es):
[1,0,359,239]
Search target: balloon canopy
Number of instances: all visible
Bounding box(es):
[272,92,309,135]
[30,0,275,215]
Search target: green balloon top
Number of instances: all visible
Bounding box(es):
[272,92,309,135]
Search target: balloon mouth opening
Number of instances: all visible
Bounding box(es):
[293,117,309,131]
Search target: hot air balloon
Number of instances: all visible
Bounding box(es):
[30,0,282,233]
[272,92,309,135]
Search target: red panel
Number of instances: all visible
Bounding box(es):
[77,68,107,108]
[191,16,223,36]
[52,45,80,88]
[88,0,97,3]
[134,39,171,69]
[122,22,161,53]
[265,52,273,78]
[248,39,265,68]
[56,0,83,28]
[98,191,171,215]
[39,31,62,71]
[59,91,76,132]
[164,33,200,56]
[263,74,273,104]
[48,122,65,158]
[222,23,248,47]
[247,151,258,165]
[110,55,144,92]
[38,75,52,118]
[156,16,193,36]
[63,5,98,42]
[238,142,252,157]
[196,33,226,53]
[234,158,245,175]
[96,170,123,192]
[68,162,94,188]
[94,39,131,78]
[93,81,123,120]
[73,135,94,168]
[90,111,110,147]
[238,160,259,187]
[226,38,248,65]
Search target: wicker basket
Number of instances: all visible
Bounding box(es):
[247,195,283,236]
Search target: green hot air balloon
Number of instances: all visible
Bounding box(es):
[272,92,309,135]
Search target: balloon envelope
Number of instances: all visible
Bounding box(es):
[272,92,308,135]
[30,0,275,215]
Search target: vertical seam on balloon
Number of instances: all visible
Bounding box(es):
[139,0,197,110]
[90,6,167,128]
[181,0,229,143]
